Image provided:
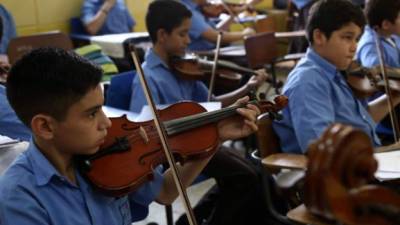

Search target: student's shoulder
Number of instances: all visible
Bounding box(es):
[0,154,35,200]
[286,60,331,89]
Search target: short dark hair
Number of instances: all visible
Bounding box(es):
[365,0,400,28]
[146,0,192,43]
[306,0,365,44]
[6,47,103,127]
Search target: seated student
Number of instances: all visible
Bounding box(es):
[273,0,400,154]
[356,0,400,143]
[129,1,269,225]
[0,16,30,141]
[0,47,260,225]
[81,0,135,35]
[180,0,256,51]
[0,85,31,141]
[0,4,17,54]
[357,0,400,68]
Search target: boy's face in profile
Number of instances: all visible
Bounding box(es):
[163,18,191,57]
[50,85,111,156]
[315,22,362,70]
[386,12,400,36]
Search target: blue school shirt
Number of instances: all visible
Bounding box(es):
[0,85,31,141]
[129,49,208,113]
[181,0,216,51]
[273,47,380,154]
[81,0,135,35]
[0,139,164,225]
[356,26,400,68]
[0,5,17,54]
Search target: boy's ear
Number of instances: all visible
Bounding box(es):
[312,29,327,46]
[30,114,57,140]
[156,28,168,44]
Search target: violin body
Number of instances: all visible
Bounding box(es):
[79,95,288,197]
[347,61,400,98]
[80,102,219,196]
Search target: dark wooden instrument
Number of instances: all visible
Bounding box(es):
[78,96,288,197]
[304,123,400,225]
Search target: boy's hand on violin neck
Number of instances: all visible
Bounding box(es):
[217,96,260,141]
[245,69,268,91]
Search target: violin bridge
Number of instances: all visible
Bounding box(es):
[139,126,150,144]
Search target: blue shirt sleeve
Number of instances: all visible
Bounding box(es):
[189,10,212,39]
[287,70,335,152]
[124,8,135,29]
[80,0,98,25]
[0,182,49,224]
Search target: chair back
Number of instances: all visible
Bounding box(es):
[7,31,73,64]
[244,32,278,69]
[105,71,135,110]
[254,16,276,33]
[70,17,88,35]
[256,113,281,158]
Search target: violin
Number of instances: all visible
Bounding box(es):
[77,95,288,197]
[346,61,400,99]
[170,54,283,90]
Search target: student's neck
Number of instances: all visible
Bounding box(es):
[35,138,77,184]
[153,45,170,65]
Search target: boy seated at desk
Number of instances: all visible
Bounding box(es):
[273,0,400,154]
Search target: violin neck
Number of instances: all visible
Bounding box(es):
[198,58,254,75]
[164,102,247,136]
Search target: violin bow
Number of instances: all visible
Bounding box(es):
[208,31,223,101]
[373,29,400,141]
[129,45,198,225]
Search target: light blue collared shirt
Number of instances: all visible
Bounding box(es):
[180,0,216,51]
[81,0,135,35]
[0,139,164,225]
[356,26,400,68]
[129,49,208,113]
[0,5,17,54]
[273,48,380,154]
[0,85,31,141]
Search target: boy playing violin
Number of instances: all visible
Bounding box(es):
[180,0,256,51]
[129,1,270,225]
[0,47,260,225]
[356,0,400,143]
[273,0,400,154]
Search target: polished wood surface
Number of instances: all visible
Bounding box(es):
[287,204,334,225]
[262,153,307,170]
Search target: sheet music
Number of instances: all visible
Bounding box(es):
[374,150,400,181]
[90,32,150,58]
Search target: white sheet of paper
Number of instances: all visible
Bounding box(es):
[90,32,150,58]
[374,150,400,181]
